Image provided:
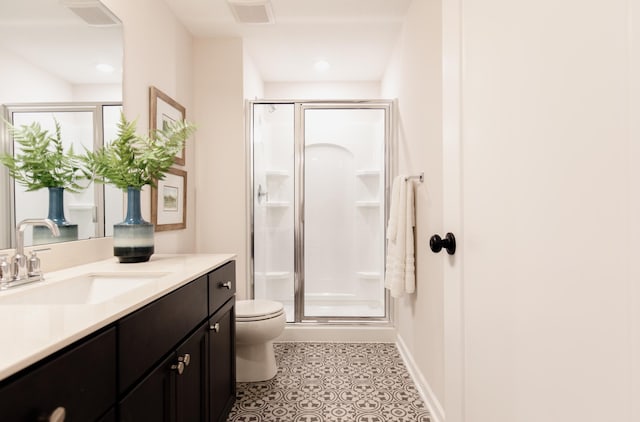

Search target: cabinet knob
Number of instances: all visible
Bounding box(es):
[48,406,66,422]
[180,353,191,367]
[220,281,232,290]
[210,322,220,333]
[171,361,185,375]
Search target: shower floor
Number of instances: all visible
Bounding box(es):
[282,302,385,322]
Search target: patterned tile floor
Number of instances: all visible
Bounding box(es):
[227,342,431,422]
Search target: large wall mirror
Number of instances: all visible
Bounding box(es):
[0,0,123,249]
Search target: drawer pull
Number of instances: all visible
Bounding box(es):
[172,353,191,375]
[48,406,66,422]
[220,281,232,290]
[210,322,220,333]
[171,361,185,375]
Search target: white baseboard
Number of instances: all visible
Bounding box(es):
[396,334,445,422]
[276,324,396,342]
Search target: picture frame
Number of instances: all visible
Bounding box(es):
[151,167,187,231]
[149,86,186,165]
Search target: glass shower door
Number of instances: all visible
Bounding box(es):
[301,107,387,319]
[252,103,296,322]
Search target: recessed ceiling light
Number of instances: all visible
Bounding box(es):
[314,60,330,72]
[96,63,114,73]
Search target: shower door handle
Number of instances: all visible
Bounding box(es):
[257,184,269,204]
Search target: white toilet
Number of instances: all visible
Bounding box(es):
[235,299,286,382]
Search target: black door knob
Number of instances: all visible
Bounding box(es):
[430,233,456,255]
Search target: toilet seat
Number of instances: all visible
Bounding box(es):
[236,299,284,322]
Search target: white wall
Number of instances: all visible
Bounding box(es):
[92,0,196,256]
[631,2,640,417]
[0,47,73,104]
[243,47,264,100]
[265,81,380,99]
[72,84,122,102]
[381,0,444,418]
[193,38,248,299]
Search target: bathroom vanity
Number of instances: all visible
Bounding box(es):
[0,254,236,422]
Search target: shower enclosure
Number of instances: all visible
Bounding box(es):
[250,101,392,323]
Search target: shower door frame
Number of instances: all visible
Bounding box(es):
[247,100,394,324]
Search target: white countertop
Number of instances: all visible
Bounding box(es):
[0,253,236,381]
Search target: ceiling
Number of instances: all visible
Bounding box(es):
[0,0,411,87]
[0,0,123,85]
[163,0,413,82]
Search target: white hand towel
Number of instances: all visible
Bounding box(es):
[404,178,416,294]
[385,175,416,298]
[387,176,401,242]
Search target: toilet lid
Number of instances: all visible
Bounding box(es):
[236,299,284,320]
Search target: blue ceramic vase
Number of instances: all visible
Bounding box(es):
[33,187,78,245]
[113,187,154,263]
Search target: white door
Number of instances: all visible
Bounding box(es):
[443,0,640,421]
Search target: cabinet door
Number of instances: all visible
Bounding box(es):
[97,408,116,422]
[209,298,236,422]
[120,323,210,422]
[176,322,209,422]
[0,328,116,422]
[119,353,175,422]
[118,275,207,393]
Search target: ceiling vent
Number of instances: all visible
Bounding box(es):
[61,0,121,27]
[227,0,275,24]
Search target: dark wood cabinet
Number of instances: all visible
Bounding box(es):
[118,274,208,394]
[177,322,209,422]
[118,261,236,422]
[209,261,236,314]
[0,327,116,422]
[0,260,236,422]
[209,298,236,422]
[119,352,174,422]
[119,321,210,422]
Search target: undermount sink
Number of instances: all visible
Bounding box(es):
[0,272,168,305]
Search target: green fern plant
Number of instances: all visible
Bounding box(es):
[0,119,84,192]
[83,113,196,190]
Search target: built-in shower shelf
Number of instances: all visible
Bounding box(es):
[356,170,380,177]
[265,170,289,177]
[266,271,290,280]
[255,271,290,280]
[266,201,290,208]
[356,271,381,280]
[355,201,380,208]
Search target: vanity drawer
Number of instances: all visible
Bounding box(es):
[118,274,208,394]
[0,327,116,422]
[208,261,236,314]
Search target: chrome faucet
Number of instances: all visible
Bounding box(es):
[0,219,60,289]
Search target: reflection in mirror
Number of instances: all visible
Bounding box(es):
[5,103,123,247]
[0,0,123,249]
